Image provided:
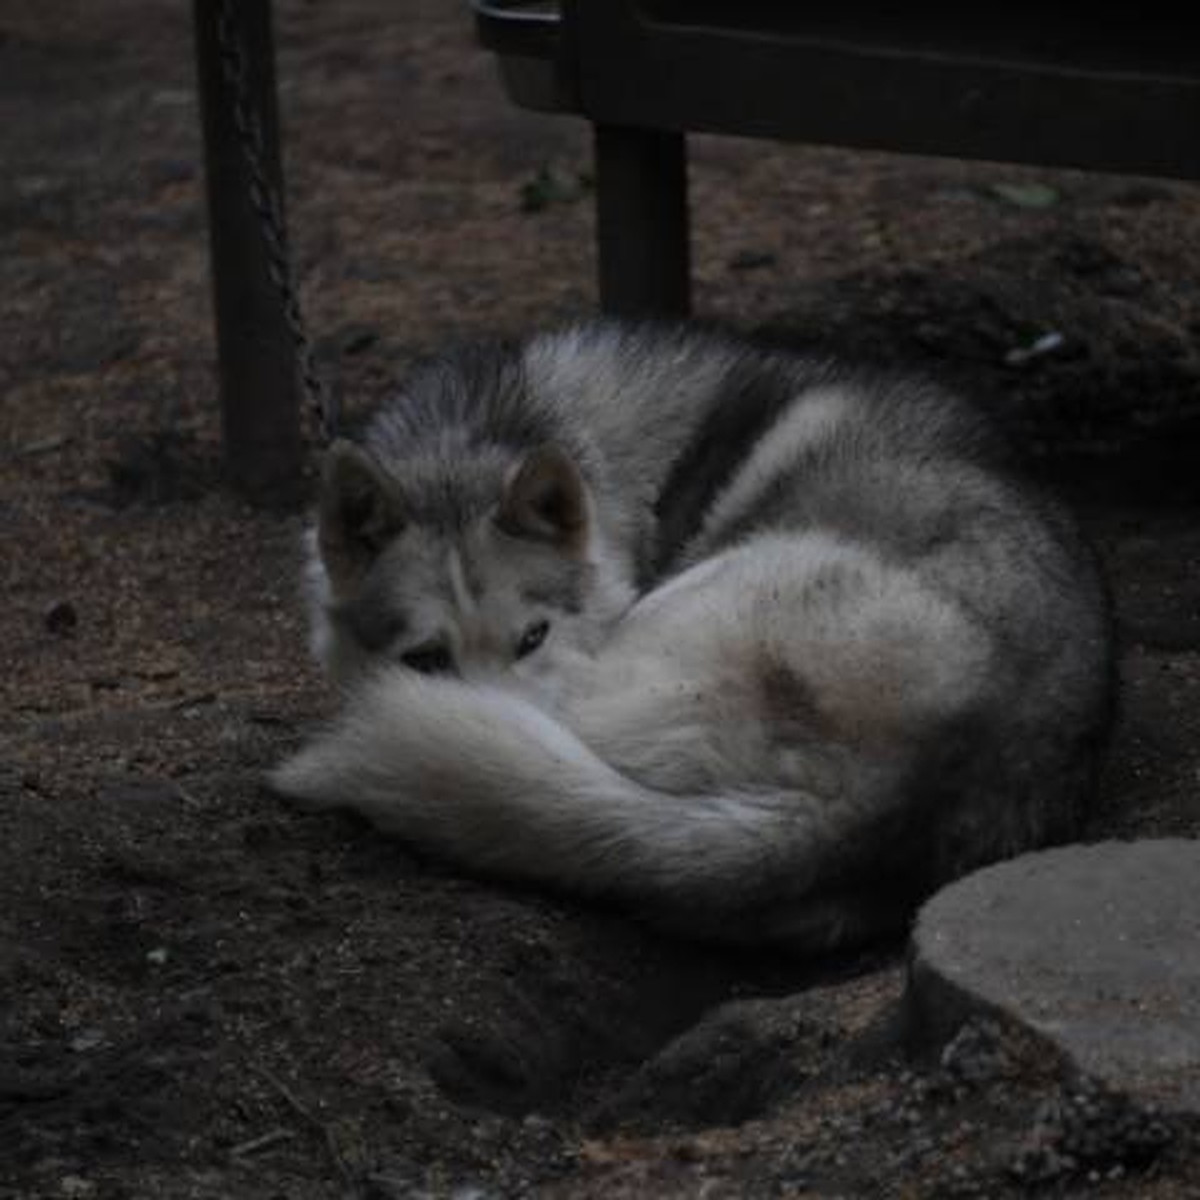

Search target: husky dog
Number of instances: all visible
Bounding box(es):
[273,322,1113,951]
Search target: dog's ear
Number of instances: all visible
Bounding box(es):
[318,440,405,589]
[497,444,590,550]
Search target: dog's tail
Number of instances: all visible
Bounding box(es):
[270,670,885,949]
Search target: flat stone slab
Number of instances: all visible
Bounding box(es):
[906,839,1200,1113]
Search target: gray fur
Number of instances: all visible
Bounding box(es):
[276,321,1113,952]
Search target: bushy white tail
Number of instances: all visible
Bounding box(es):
[271,670,866,943]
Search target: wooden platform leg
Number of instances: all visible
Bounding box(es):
[593,125,691,319]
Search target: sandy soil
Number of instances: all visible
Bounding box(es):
[2,3,1198,1197]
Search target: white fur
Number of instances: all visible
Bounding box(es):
[279,323,1111,950]
[273,532,994,943]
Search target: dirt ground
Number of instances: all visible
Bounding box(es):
[2,3,1199,1197]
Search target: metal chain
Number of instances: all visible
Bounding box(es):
[213,0,338,442]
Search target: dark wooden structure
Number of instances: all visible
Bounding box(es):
[475,2,1200,317]
[193,1,1200,491]
[193,0,304,503]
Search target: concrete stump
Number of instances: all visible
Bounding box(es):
[906,839,1200,1114]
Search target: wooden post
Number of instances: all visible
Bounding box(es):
[593,125,691,318]
[193,0,305,505]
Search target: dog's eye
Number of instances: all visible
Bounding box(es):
[515,619,550,660]
[400,643,454,675]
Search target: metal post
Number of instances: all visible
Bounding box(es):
[593,124,691,318]
[193,0,304,505]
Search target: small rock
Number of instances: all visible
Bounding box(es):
[1004,330,1065,366]
[728,249,777,272]
[69,1030,106,1054]
[339,325,380,356]
[43,600,78,636]
[17,433,71,458]
[519,163,589,213]
[938,1018,1018,1087]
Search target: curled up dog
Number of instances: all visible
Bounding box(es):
[271,321,1114,952]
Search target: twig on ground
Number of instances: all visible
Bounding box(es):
[253,1063,359,1194]
[229,1126,296,1158]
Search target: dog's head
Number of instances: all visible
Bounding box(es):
[307,436,633,687]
